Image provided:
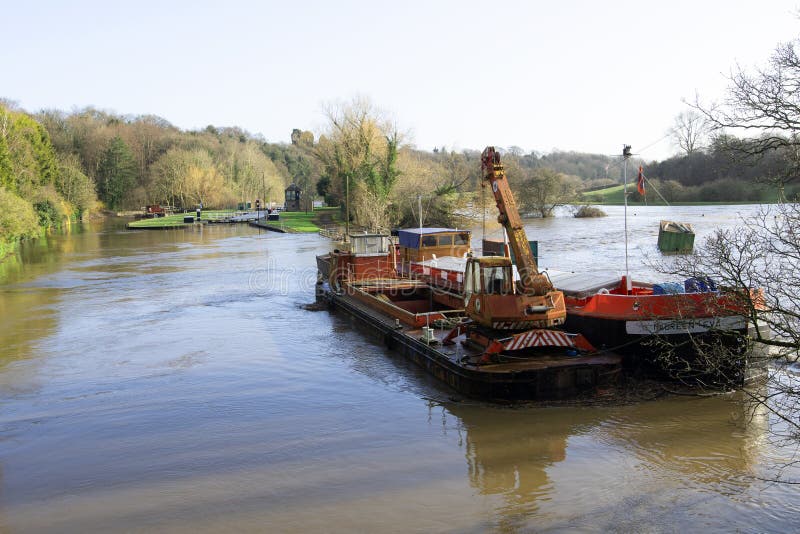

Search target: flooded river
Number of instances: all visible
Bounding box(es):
[1,206,798,532]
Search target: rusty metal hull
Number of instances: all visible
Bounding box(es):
[317,281,621,402]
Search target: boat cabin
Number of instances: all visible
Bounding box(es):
[349,233,391,256]
[396,228,471,265]
[325,233,395,284]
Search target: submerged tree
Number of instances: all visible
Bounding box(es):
[677,35,800,482]
[313,97,401,232]
[515,167,579,218]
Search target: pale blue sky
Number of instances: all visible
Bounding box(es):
[2,0,797,160]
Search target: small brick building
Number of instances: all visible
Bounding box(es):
[284,184,301,211]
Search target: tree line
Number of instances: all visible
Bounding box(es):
[0,86,792,255]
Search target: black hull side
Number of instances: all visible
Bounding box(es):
[564,312,751,385]
[317,283,620,402]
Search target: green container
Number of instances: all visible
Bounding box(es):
[658,220,695,253]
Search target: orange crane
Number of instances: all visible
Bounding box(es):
[445,147,594,358]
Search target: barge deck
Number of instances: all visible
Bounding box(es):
[317,279,621,401]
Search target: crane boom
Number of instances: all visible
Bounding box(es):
[480,147,554,296]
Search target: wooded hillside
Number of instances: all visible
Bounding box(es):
[0,97,791,254]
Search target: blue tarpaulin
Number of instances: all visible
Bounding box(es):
[652,282,685,295]
[684,277,717,293]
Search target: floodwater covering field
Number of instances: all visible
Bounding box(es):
[1,205,798,532]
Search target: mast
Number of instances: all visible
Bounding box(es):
[622,144,632,293]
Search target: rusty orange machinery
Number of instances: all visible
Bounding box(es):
[480,147,560,297]
[463,256,566,330]
[442,147,598,362]
[460,147,567,331]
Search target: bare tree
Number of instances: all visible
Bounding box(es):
[654,204,800,483]
[693,39,800,185]
[669,37,800,482]
[514,167,579,218]
[672,110,709,156]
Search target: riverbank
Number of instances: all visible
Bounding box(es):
[257,208,340,233]
[0,238,18,262]
[584,183,783,205]
[126,206,342,232]
[126,210,237,229]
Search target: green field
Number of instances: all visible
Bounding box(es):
[127,207,341,232]
[580,185,782,205]
[127,210,236,228]
[581,184,644,205]
[259,207,341,233]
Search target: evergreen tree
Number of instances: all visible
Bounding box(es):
[31,121,58,186]
[98,136,137,209]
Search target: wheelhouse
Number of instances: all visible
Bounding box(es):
[396,228,471,264]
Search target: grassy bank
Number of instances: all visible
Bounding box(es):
[127,210,236,229]
[258,207,341,233]
[127,207,341,232]
[581,184,781,205]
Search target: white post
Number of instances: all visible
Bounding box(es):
[623,145,632,293]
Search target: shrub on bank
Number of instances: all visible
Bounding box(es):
[0,187,40,244]
[573,205,607,218]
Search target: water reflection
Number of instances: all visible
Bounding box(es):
[440,394,770,531]
[450,404,578,501]
[600,396,762,489]
[443,403,594,531]
[0,225,103,368]
[0,287,60,366]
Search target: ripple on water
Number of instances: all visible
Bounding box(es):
[2,215,800,531]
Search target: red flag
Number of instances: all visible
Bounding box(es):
[636,165,645,196]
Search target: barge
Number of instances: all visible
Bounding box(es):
[316,233,621,401]
[314,146,759,399]
[406,249,757,381]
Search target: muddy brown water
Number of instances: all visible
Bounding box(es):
[1,207,798,532]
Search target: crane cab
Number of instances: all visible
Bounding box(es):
[464,256,514,302]
[463,256,566,329]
